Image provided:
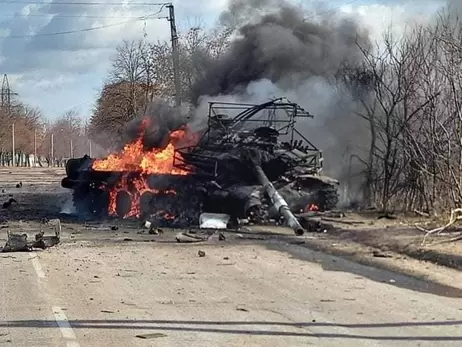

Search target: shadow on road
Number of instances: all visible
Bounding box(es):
[0,319,461,341]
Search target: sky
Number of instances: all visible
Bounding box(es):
[0,0,447,120]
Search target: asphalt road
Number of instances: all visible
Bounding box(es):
[0,238,461,347]
[0,167,461,346]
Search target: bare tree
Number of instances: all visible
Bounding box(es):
[110,40,148,117]
[89,25,232,149]
[42,110,86,159]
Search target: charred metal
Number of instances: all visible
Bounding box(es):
[61,98,339,234]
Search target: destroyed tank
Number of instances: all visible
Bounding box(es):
[62,98,339,233]
[174,98,340,215]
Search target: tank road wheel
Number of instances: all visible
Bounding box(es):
[281,182,339,213]
[316,184,339,211]
[115,190,132,218]
[140,191,155,218]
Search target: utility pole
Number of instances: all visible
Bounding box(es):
[70,139,73,158]
[3,75,19,167]
[89,140,92,157]
[51,133,54,165]
[34,129,37,166]
[11,123,15,166]
[167,4,181,107]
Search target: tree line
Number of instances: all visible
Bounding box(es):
[88,9,462,213]
[338,11,462,212]
[0,99,92,161]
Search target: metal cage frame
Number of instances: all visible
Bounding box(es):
[174,98,323,177]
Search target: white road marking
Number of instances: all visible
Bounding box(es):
[52,306,81,347]
[29,253,45,279]
[28,255,80,346]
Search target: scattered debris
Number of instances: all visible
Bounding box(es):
[100,310,114,314]
[2,198,17,209]
[135,333,167,339]
[199,213,230,229]
[297,215,332,233]
[1,227,60,253]
[236,307,249,312]
[372,250,393,258]
[141,220,163,235]
[15,181,22,188]
[175,232,207,243]
[151,228,163,235]
[218,232,226,241]
[84,225,117,231]
[198,250,206,257]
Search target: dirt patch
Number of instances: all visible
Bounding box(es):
[310,210,462,271]
[330,228,462,270]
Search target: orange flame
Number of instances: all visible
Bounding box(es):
[92,128,191,175]
[305,204,319,212]
[92,119,198,218]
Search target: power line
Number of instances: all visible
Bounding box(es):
[0,1,170,5]
[1,10,167,38]
[0,13,159,19]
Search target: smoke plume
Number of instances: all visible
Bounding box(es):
[188,0,372,205]
[118,0,373,205]
[191,0,371,104]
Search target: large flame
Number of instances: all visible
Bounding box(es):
[92,119,197,218]
[92,129,191,175]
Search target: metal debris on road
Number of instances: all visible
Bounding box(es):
[135,333,167,339]
[175,232,207,243]
[1,228,60,252]
[199,213,230,229]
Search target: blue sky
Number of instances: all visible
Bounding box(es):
[0,0,445,120]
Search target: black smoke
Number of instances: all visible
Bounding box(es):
[190,0,371,104]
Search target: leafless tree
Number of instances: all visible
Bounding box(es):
[41,110,88,159]
[89,25,232,149]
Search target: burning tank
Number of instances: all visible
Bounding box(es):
[62,98,339,233]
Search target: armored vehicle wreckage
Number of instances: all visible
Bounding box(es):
[62,98,339,233]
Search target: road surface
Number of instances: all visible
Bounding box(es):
[0,238,461,347]
[0,167,460,346]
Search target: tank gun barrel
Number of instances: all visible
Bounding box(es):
[253,164,305,235]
